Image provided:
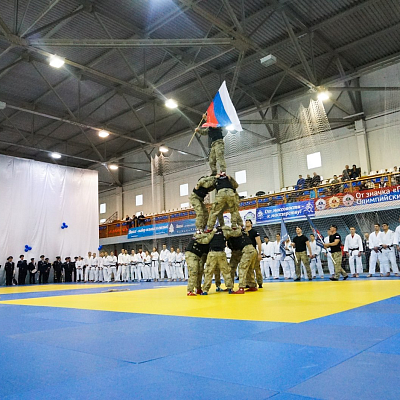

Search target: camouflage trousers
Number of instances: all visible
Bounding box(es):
[197,253,207,290]
[203,251,233,292]
[189,193,209,230]
[332,251,348,279]
[250,257,263,286]
[230,250,242,282]
[209,139,226,175]
[186,251,202,293]
[295,251,312,280]
[207,188,243,228]
[239,245,258,289]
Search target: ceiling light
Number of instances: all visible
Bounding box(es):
[159,145,169,153]
[49,55,65,69]
[317,91,330,101]
[260,54,277,67]
[98,130,110,138]
[165,99,178,109]
[109,164,119,170]
[50,152,61,159]
[226,124,235,131]
[178,150,187,155]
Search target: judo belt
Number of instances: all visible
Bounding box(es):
[145,263,151,266]
[349,247,359,256]
[175,261,182,264]
[274,253,281,256]
[131,262,137,265]
[152,260,158,265]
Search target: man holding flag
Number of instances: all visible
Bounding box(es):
[193,81,243,176]
[292,226,313,281]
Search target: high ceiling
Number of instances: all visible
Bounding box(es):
[0,0,400,185]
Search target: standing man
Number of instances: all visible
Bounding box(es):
[272,233,282,279]
[324,225,348,281]
[17,255,28,285]
[38,255,46,284]
[53,256,62,283]
[261,236,274,279]
[185,236,209,296]
[116,249,125,282]
[108,251,117,281]
[292,227,313,281]
[5,256,14,286]
[282,238,296,279]
[175,248,185,281]
[244,219,263,288]
[28,258,37,284]
[84,252,93,282]
[196,119,226,175]
[344,227,364,278]
[136,248,145,281]
[130,250,137,282]
[168,247,177,282]
[381,222,399,277]
[160,244,171,281]
[151,248,160,281]
[363,233,371,272]
[91,253,98,282]
[323,229,335,277]
[308,234,324,279]
[76,256,84,282]
[367,224,383,277]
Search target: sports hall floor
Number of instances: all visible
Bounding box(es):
[1,278,400,399]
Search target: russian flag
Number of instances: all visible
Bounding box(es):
[202,81,243,132]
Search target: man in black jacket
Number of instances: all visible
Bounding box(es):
[28,258,37,284]
[53,256,63,283]
[17,255,28,285]
[5,256,14,286]
[38,255,47,284]
[63,257,73,282]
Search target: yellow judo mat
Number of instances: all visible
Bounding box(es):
[1,280,400,323]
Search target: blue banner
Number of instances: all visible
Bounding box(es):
[128,223,169,239]
[256,201,315,224]
[168,218,196,235]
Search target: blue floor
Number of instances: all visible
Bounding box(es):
[1,283,400,399]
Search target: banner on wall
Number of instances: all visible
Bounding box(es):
[256,201,315,224]
[314,186,400,212]
[128,223,169,239]
[224,208,257,226]
[168,219,196,235]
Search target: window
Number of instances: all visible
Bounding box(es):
[235,170,247,184]
[238,191,248,198]
[181,202,190,209]
[307,152,322,169]
[100,203,106,214]
[180,183,188,196]
[136,194,143,206]
[99,218,106,224]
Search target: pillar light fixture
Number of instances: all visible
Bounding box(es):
[51,152,61,159]
[109,164,119,170]
[317,90,330,101]
[226,124,235,131]
[159,145,169,153]
[49,55,65,69]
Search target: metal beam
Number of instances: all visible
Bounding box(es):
[29,38,234,48]
[0,14,12,36]
[327,86,400,92]
[222,0,243,33]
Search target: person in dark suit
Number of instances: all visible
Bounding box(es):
[72,257,78,282]
[17,255,28,285]
[63,257,73,282]
[28,258,37,284]
[53,256,62,283]
[38,255,47,284]
[43,258,51,283]
[5,256,14,286]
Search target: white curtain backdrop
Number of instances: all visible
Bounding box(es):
[0,155,98,285]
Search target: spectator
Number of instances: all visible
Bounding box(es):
[392,167,400,185]
[132,214,138,228]
[330,175,341,194]
[366,180,375,189]
[296,175,306,190]
[359,181,368,191]
[125,214,132,229]
[305,174,312,188]
[350,164,361,179]
[138,213,146,226]
[311,172,321,187]
[342,165,351,181]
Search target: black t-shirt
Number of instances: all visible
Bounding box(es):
[329,233,342,253]
[293,235,309,252]
[246,228,260,249]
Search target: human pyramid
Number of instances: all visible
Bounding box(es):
[185,115,261,296]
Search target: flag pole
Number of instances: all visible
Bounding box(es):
[187,115,205,147]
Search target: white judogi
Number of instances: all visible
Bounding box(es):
[282,243,296,279]
[175,252,184,280]
[394,225,400,247]
[261,241,274,278]
[169,251,177,280]
[91,256,98,281]
[308,240,324,278]
[84,255,93,282]
[123,253,131,282]
[107,255,117,281]
[369,231,384,275]
[271,240,281,279]
[151,251,159,280]
[136,252,145,281]
[344,233,363,275]
[144,254,151,280]
[116,252,125,282]
[380,230,399,274]
[102,256,110,282]
[76,259,84,281]
[160,249,171,280]
[183,253,188,280]
[130,253,137,281]
[97,256,104,282]
[323,237,335,275]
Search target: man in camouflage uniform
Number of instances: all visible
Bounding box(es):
[189,175,223,231]
[195,116,226,175]
[206,173,243,230]
[195,226,238,294]
[229,229,259,294]
[185,236,209,296]
[227,237,243,283]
